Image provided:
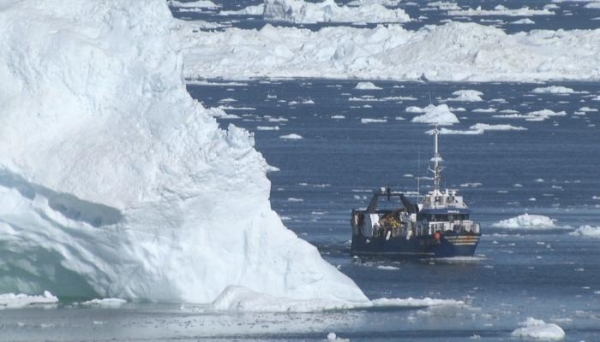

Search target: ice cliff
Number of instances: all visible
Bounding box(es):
[0,0,368,305]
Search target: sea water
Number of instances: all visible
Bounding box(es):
[3,1,600,341]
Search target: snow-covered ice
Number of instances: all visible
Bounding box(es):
[0,0,368,306]
[355,81,382,90]
[492,214,557,229]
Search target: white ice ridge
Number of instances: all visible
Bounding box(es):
[180,21,600,82]
[0,0,368,305]
[492,214,557,229]
[223,0,411,24]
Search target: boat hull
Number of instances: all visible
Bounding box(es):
[350,233,480,259]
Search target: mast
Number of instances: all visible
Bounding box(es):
[429,126,443,192]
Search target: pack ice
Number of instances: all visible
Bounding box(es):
[0,0,368,306]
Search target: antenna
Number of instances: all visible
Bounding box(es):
[429,125,443,193]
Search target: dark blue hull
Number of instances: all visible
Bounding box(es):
[350,233,480,259]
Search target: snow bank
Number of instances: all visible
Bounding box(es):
[0,291,58,308]
[0,0,367,306]
[511,317,565,340]
[492,214,556,229]
[180,21,600,82]
[411,104,459,125]
[259,0,410,24]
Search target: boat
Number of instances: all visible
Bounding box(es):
[350,127,481,259]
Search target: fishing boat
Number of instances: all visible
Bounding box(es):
[350,127,481,259]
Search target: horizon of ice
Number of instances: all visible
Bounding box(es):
[226,0,411,24]
[492,214,558,229]
[411,104,459,125]
[180,20,600,82]
[0,0,369,307]
[511,317,566,340]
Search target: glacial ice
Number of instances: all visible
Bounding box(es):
[0,0,368,306]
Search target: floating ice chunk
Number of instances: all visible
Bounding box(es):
[448,5,555,16]
[257,126,280,130]
[168,0,220,9]
[472,108,497,113]
[361,118,387,123]
[585,2,600,9]
[412,104,459,125]
[570,226,600,238]
[447,90,484,102]
[355,81,382,90]
[578,107,598,112]
[331,115,346,119]
[0,291,58,308]
[80,298,127,307]
[470,123,527,131]
[377,265,400,270]
[532,86,576,94]
[346,0,401,6]
[511,317,565,340]
[492,214,556,229]
[280,133,304,139]
[511,18,536,25]
[433,128,484,135]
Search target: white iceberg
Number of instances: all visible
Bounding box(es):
[447,90,484,102]
[411,104,460,125]
[0,0,367,306]
[492,214,557,229]
[511,317,565,340]
[570,225,600,238]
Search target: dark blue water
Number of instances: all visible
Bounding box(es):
[187,78,600,340]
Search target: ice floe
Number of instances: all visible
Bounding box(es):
[448,5,555,17]
[280,133,304,139]
[355,81,382,90]
[80,298,128,307]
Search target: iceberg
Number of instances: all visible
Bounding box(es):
[180,21,600,82]
[0,0,368,305]
[511,317,565,340]
[227,0,411,24]
[411,104,459,125]
[492,214,557,229]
